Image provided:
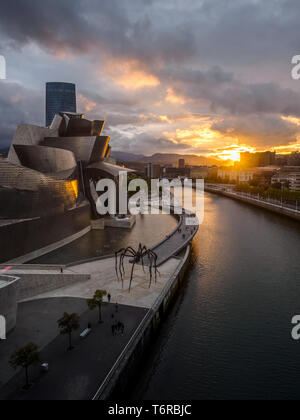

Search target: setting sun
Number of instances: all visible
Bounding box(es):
[213,145,255,162]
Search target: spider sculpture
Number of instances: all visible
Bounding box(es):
[115,244,159,292]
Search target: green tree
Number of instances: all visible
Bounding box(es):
[9,343,40,389]
[57,313,80,351]
[87,290,107,324]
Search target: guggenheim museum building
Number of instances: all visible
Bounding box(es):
[0,111,132,265]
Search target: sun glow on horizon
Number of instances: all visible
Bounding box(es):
[212,145,255,162]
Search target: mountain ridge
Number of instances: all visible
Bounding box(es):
[111,151,224,166]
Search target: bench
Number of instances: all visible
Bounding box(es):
[80,328,92,339]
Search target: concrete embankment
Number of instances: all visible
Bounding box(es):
[2,266,90,301]
[205,185,300,222]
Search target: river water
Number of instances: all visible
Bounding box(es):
[132,190,300,400]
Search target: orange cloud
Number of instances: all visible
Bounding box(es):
[166,87,186,105]
[163,123,223,147]
[281,115,300,126]
[105,60,160,90]
[77,93,97,112]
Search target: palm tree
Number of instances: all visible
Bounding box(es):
[10,343,40,389]
[57,312,80,351]
[87,290,107,324]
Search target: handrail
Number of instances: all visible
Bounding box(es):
[0,264,67,271]
[205,186,300,214]
[92,307,153,400]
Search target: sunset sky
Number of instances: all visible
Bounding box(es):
[1,0,300,161]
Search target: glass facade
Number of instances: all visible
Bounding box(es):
[46,82,76,126]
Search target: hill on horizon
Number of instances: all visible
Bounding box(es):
[111,151,226,167]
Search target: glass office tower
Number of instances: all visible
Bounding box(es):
[46,82,77,126]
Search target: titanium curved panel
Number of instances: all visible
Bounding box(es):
[87,161,135,179]
[66,119,105,137]
[42,136,110,164]
[92,136,110,161]
[105,145,112,158]
[8,124,59,165]
[0,162,77,219]
[13,145,77,174]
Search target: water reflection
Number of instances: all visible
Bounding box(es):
[133,190,300,400]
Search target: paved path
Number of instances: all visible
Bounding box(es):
[24,256,183,309]
[0,297,87,397]
[150,212,198,265]
[0,298,146,400]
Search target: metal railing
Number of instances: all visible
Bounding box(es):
[205,185,300,215]
[0,264,67,272]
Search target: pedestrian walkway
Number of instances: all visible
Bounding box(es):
[24,255,183,309]
[0,298,146,400]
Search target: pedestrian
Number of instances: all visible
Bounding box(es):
[108,293,111,303]
[115,302,119,313]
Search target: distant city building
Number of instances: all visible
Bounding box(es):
[260,151,276,167]
[146,163,161,178]
[46,82,77,127]
[146,163,152,178]
[122,161,147,176]
[272,166,300,188]
[190,166,209,179]
[218,167,276,185]
[288,152,300,166]
[218,168,256,183]
[178,159,185,169]
[165,167,190,179]
[240,151,276,168]
[289,173,300,191]
[272,166,300,190]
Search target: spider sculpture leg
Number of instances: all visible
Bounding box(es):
[115,249,125,282]
[153,253,158,283]
[148,250,159,283]
[120,249,135,289]
[128,260,136,292]
[122,246,136,273]
[140,245,149,273]
[147,251,154,289]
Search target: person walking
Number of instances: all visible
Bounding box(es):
[115,302,119,313]
[108,293,111,303]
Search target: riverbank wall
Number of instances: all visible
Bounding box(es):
[205,185,300,222]
[92,245,192,400]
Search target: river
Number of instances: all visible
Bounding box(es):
[131,190,300,400]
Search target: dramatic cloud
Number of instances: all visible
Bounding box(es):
[0,0,300,157]
[0,82,42,148]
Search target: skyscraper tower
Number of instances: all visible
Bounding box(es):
[46,82,77,126]
[179,158,185,168]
